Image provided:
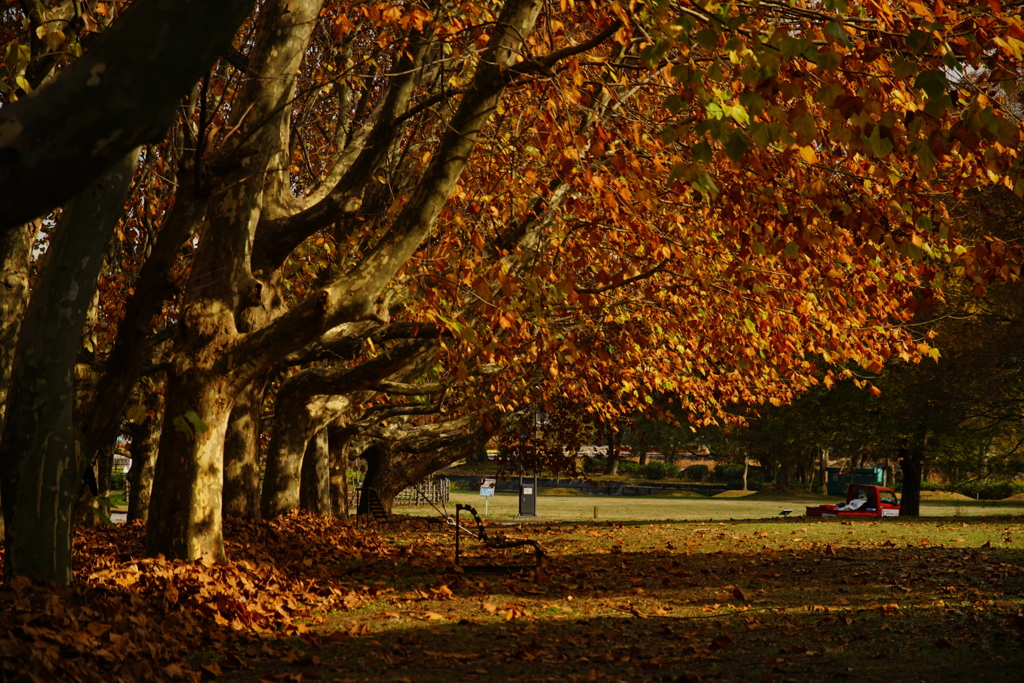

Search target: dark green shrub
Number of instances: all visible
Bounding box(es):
[644,461,678,480]
[683,464,710,482]
[619,461,643,476]
[713,463,743,483]
[713,463,765,490]
[585,457,607,474]
[955,481,1024,500]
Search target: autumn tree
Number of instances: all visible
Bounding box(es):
[3,0,1024,584]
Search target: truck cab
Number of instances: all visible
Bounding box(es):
[806,484,900,518]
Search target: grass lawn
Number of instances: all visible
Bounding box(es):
[401,490,1024,522]
[24,504,1024,682]
[228,512,1024,682]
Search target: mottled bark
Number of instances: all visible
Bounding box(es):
[359,444,399,515]
[361,415,492,511]
[0,222,34,433]
[0,151,137,584]
[146,0,322,561]
[82,187,204,464]
[899,446,923,517]
[328,423,355,520]
[223,379,267,519]
[145,373,232,562]
[0,0,255,231]
[261,394,351,518]
[299,429,330,515]
[604,422,621,476]
[127,389,163,523]
[150,0,544,558]
[818,448,829,495]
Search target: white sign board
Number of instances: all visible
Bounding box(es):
[480,478,496,497]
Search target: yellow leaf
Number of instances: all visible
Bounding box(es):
[798,146,818,164]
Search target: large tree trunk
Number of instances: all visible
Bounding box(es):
[0,151,137,584]
[361,416,494,512]
[778,462,794,490]
[145,0,323,560]
[300,429,330,515]
[127,389,163,523]
[604,422,621,476]
[223,379,267,519]
[0,220,34,542]
[145,372,234,562]
[261,394,351,518]
[360,444,402,515]
[328,423,355,520]
[147,0,543,558]
[818,447,829,494]
[95,442,115,520]
[0,222,35,434]
[899,445,924,517]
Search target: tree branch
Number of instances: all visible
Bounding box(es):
[0,0,255,232]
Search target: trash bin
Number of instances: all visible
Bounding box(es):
[518,474,537,517]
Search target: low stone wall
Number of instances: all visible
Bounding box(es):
[440,475,727,497]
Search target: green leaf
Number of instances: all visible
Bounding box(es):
[778,35,810,57]
[738,90,765,117]
[907,28,933,54]
[914,70,950,100]
[814,83,844,105]
[814,48,842,72]
[724,131,752,163]
[907,139,936,174]
[173,415,193,438]
[695,28,718,51]
[861,126,893,158]
[665,94,686,115]
[723,103,749,125]
[184,410,208,435]
[784,242,800,258]
[641,39,670,65]
[924,94,952,119]
[792,112,818,145]
[747,122,772,150]
[126,404,148,424]
[890,55,918,79]
[825,22,853,48]
[691,139,714,164]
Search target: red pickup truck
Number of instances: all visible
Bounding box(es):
[806,484,900,518]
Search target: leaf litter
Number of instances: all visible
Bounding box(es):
[2,513,1024,681]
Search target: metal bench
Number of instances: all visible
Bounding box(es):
[454,504,543,572]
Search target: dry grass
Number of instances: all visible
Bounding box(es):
[407,491,1024,523]
[228,514,1024,682]
[920,490,977,501]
